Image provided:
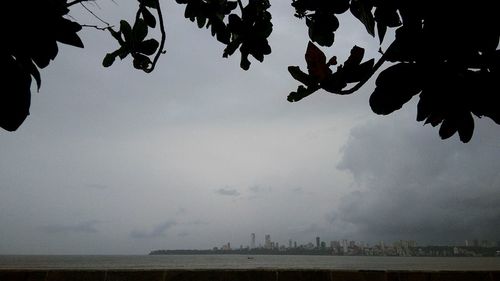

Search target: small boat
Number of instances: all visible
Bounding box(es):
[247,256,254,259]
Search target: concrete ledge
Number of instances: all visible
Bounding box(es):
[0,269,499,281]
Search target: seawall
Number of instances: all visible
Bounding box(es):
[1,269,499,281]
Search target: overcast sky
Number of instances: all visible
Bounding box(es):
[1,1,499,255]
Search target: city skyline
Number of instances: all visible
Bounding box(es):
[215,233,500,251]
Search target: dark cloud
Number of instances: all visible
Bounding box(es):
[215,188,240,197]
[42,220,101,234]
[332,116,500,244]
[130,221,177,239]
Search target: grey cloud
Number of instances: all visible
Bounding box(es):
[42,220,101,234]
[215,188,240,197]
[85,183,109,190]
[130,221,177,239]
[332,116,500,244]
[249,185,272,194]
[176,207,187,215]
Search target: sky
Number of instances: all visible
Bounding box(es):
[1,1,499,255]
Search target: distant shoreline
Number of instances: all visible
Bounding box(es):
[149,247,500,257]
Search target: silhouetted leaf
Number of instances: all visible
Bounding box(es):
[0,56,31,131]
[369,63,421,115]
[141,7,157,28]
[288,66,313,86]
[377,22,387,43]
[133,19,148,43]
[132,53,152,70]
[344,45,365,69]
[139,0,157,9]
[344,58,374,83]
[439,117,458,140]
[287,85,316,102]
[55,19,84,48]
[458,112,474,143]
[350,0,375,36]
[103,53,116,67]
[120,20,133,42]
[305,42,330,82]
[321,72,347,93]
[138,39,159,55]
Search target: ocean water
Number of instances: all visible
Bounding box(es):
[0,255,499,270]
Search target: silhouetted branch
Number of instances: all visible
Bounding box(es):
[145,0,166,73]
[66,0,93,8]
[335,50,387,95]
[81,24,112,31]
[80,2,111,26]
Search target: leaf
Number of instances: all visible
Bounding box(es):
[321,72,347,93]
[27,61,41,91]
[55,19,84,48]
[288,66,313,86]
[102,53,116,67]
[287,85,316,102]
[305,42,330,81]
[369,63,422,115]
[439,117,458,140]
[138,39,159,55]
[377,22,387,44]
[141,7,157,28]
[350,0,375,37]
[344,58,374,83]
[457,112,474,143]
[133,19,148,43]
[132,53,152,70]
[120,20,133,43]
[1,56,32,131]
[139,0,158,9]
[344,45,365,69]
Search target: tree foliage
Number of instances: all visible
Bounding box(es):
[2,0,499,143]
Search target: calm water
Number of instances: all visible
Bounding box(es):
[0,255,499,270]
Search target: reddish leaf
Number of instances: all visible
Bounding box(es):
[305,41,330,82]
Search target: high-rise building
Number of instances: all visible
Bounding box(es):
[251,233,256,249]
[289,239,292,249]
[316,237,320,249]
[265,234,271,249]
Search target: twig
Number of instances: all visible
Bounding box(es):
[66,0,93,8]
[145,0,166,73]
[80,2,110,26]
[81,24,113,31]
[335,50,387,95]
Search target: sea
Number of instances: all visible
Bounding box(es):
[0,255,499,271]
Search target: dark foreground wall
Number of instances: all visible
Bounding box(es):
[1,269,499,281]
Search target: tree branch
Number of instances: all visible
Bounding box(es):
[145,0,166,73]
[335,50,387,95]
[66,0,93,8]
[81,24,112,31]
[80,2,111,26]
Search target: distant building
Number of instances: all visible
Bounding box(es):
[316,237,320,249]
[289,239,292,249]
[251,233,256,249]
[265,234,271,249]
